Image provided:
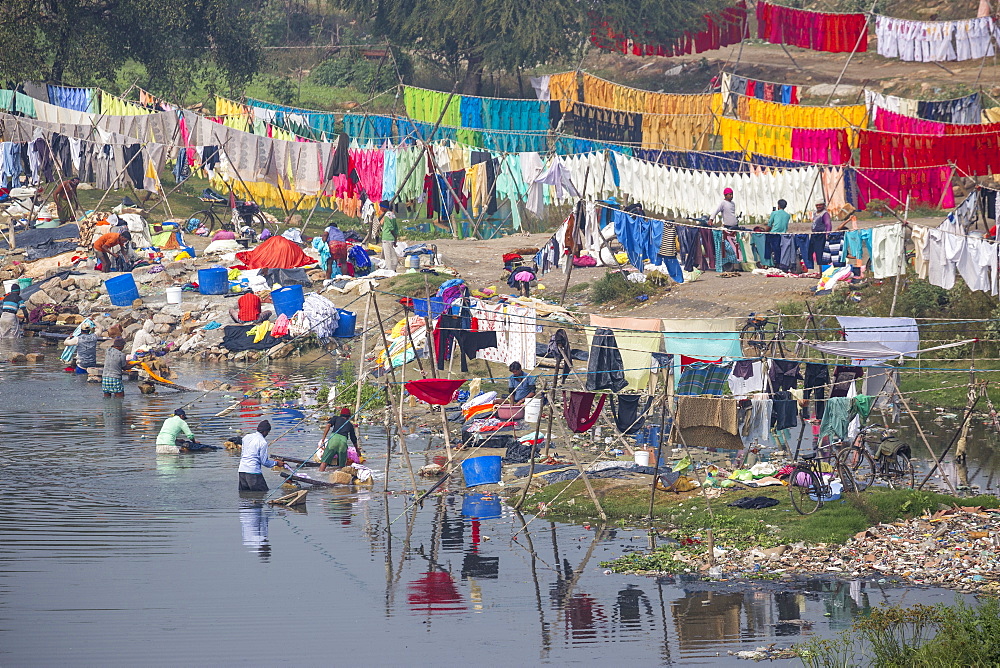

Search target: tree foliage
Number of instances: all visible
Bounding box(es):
[328,0,728,93]
[0,0,263,97]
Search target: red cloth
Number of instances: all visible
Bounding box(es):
[589,3,748,57]
[756,2,866,53]
[236,292,262,322]
[405,378,467,405]
[234,235,313,269]
[564,392,608,433]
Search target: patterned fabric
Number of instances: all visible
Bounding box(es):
[102,376,124,394]
[676,362,734,396]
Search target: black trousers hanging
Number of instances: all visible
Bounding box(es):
[610,395,652,434]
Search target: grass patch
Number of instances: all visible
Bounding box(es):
[525,481,1000,573]
[379,272,450,298]
[797,598,1000,668]
[590,270,660,305]
[567,281,590,294]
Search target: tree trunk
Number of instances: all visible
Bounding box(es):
[461,54,485,96]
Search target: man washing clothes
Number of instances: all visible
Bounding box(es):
[238,420,284,492]
[506,361,537,405]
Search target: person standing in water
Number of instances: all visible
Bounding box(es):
[238,420,284,491]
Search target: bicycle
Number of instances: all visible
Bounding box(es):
[788,452,858,515]
[186,198,275,237]
[834,424,914,490]
[740,310,786,357]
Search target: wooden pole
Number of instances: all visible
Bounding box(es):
[919,393,981,490]
[440,406,454,463]
[888,374,958,494]
[647,398,668,523]
[824,0,878,106]
[889,196,909,317]
[567,445,607,522]
[371,293,419,493]
[353,291,374,417]
[514,379,548,510]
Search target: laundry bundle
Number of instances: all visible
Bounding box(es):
[756,2,868,53]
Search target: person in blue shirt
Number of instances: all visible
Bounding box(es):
[765,199,790,233]
[507,361,537,405]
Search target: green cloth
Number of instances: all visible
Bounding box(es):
[380,214,399,242]
[156,415,194,446]
[403,87,460,127]
[767,210,790,233]
[321,433,350,466]
[854,394,874,421]
[819,397,857,442]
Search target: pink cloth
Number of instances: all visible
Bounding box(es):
[791,128,851,165]
[514,271,535,282]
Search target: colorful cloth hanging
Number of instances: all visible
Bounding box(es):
[589,3,748,57]
[757,2,867,53]
[405,378,467,405]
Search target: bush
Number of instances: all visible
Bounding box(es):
[591,271,652,304]
[311,48,406,93]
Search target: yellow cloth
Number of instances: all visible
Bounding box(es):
[735,97,867,144]
[586,315,663,392]
[548,72,579,108]
[582,73,715,115]
[716,117,794,159]
[216,96,249,118]
[983,107,1000,123]
[249,320,272,343]
[100,93,151,116]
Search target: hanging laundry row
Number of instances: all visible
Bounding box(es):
[587,4,748,58]
[729,97,868,140]
[718,72,800,117]
[756,2,868,53]
[914,192,999,294]
[580,74,716,115]
[716,117,855,163]
[874,15,996,62]
[865,90,983,125]
[858,128,1000,176]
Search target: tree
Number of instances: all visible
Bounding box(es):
[0,0,263,98]
[327,0,728,95]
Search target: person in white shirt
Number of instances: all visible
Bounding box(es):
[238,420,284,492]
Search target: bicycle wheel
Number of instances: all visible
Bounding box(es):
[189,209,220,234]
[837,460,859,494]
[789,467,823,515]
[253,211,275,236]
[884,453,915,490]
[740,323,768,357]
[836,446,876,491]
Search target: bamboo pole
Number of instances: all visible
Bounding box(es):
[888,374,958,494]
[514,379,549,510]
[918,392,981,491]
[353,291,374,417]
[371,293,419,494]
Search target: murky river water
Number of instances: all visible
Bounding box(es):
[0,338,983,665]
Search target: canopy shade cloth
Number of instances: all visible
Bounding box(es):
[405,378,467,405]
[235,235,314,269]
[799,338,976,361]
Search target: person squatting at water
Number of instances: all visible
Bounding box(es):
[156,408,196,454]
[317,407,360,471]
[238,420,284,491]
[64,321,99,373]
[506,361,537,405]
[0,283,29,338]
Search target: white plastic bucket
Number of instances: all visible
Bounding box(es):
[165,286,183,304]
[524,397,543,424]
[3,279,17,294]
[634,450,650,467]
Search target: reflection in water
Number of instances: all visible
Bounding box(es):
[0,345,984,665]
[239,502,271,562]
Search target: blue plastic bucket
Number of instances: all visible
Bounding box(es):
[16,278,32,290]
[461,493,502,520]
[271,285,304,317]
[333,309,356,337]
[104,273,140,306]
[197,267,229,295]
[461,455,502,487]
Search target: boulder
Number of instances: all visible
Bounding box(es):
[60,278,76,289]
[46,286,70,303]
[162,261,191,279]
[26,289,53,306]
[122,323,142,339]
[7,353,26,363]
[75,276,103,290]
[25,353,45,363]
[152,313,178,325]
[154,323,173,334]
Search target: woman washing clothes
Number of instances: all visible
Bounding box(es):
[317,407,361,471]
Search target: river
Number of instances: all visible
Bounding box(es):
[0,338,979,665]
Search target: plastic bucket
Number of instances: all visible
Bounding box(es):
[333,309,356,337]
[104,273,140,307]
[495,404,525,420]
[165,286,183,305]
[634,450,650,467]
[3,279,16,294]
[271,284,305,317]
[461,455,502,487]
[461,493,503,520]
[17,278,32,290]
[524,397,543,424]
[197,267,228,295]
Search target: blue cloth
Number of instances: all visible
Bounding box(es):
[342,114,394,142]
[381,149,397,201]
[1,143,22,188]
[612,210,662,272]
[843,228,873,261]
[47,85,95,113]
[794,234,812,269]
[460,97,484,129]
[656,255,684,283]
[410,296,447,320]
[676,362,734,396]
